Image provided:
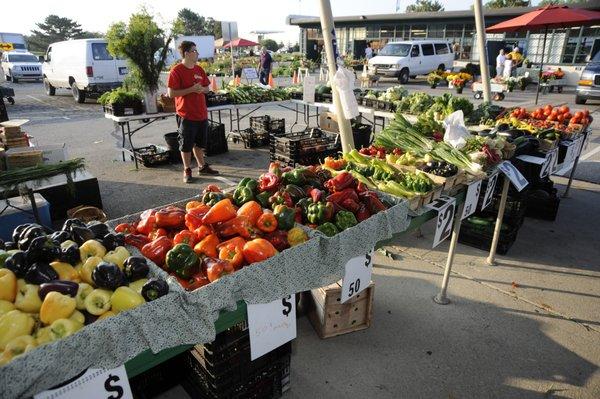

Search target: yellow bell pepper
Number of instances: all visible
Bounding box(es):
[50,262,80,282]
[110,286,145,313]
[84,289,112,316]
[0,300,16,317]
[128,278,148,295]
[75,283,94,310]
[0,269,17,302]
[35,326,55,346]
[98,310,116,320]
[103,247,130,270]
[39,292,76,325]
[14,279,42,313]
[0,310,35,350]
[79,256,103,285]
[69,309,85,325]
[79,240,107,262]
[0,335,37,365]
[287,227,309,247]
[48,318,83,340]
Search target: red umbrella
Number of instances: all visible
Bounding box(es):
[222,38,259,48]
[486,5,600,103]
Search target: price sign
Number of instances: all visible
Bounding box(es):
[425,195,456,248]
[498,161,528,192]
[461,179,482,220]
[540,148,558,178]
[560,140,579,171]
[242,67,258,80]
[481,172,499,211]
[34,366,133,399]
[303,75,316,103]
[341,249,374,303]
[575,135,586,156]
[247,296,296,360]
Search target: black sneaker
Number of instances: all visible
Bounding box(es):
[199,164,219,175]
[183,168,193,183]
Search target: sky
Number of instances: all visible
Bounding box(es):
[3,0,547,46]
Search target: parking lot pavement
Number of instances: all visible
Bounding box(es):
[2,77,599,218]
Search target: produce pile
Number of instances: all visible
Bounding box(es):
[396,92,475,120]
[0,221,169,365]
[496,105,591,137]
[218,84,290,104]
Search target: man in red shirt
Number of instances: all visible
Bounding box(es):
[168,41,219,183]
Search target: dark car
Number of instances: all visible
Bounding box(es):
[576,51,600,104]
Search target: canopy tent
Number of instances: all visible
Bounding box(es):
[486,5,600,104]
[222,38,260,48]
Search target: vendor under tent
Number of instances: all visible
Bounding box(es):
[486,5,600,105]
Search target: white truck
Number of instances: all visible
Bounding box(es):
[42,39,128,103]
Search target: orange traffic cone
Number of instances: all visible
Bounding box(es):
[292,70,298,85]
[268,72,275,88]
[210,75,218,91]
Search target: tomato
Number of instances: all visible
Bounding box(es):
[563,112,572,120]
[556,114,565,123]
[544,109,552,117]
[547,115,557,122]
[559,106,569,114]
[536,108,544,114]
[574,111,583,119]
[581,117,589,125]
[544,105,553,112]
[551,109,558,116]
[583,109,590,117]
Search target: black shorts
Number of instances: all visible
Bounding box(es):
[177,117,208,152]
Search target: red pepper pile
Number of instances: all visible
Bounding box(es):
[358,145,402,159]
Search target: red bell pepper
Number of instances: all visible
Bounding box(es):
[356,204,371,222]
[137,209,157,235]
[148,227,168,240]
[258,172,281,192]
[185,200,204,212]
[268,161,283,178]
[155,206,186,229]
[185,204,210,231]
[125,234,151,250]
[310,188,325,203]
[358,191,387,214]
[177,274,210,291]
[215,216,252,239]
[294,207,303,223]
[263,230,289,252]
[324,172,356,193]
[202,257,234,282]
[269,191,293,208]
[141,236,173,267]
[173,230,198,247]
[202,184,222,194]
[115,223,136,234]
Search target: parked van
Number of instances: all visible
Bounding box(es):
[1,51,42,82]
[368,40,454,84]
[575,50,600,104]
[42,39,128,103]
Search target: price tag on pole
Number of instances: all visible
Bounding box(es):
[461,179,482,220]
[34,366,133,399]
[498,161,528,192]
[247,296,297,360]
[539,148,558,178]
[481,172,499,211]
[425,195,456,248]
[341,249,374,303]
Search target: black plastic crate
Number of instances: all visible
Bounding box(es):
[239,128,270,148]
[480,194,527,227]
[250,116,286,136]
[207,93,230,107]
[374,99,395,111]
[458,217,520,255]
[206,121,229,156]
[134,145,171,167]
[103,101,143,116]
[129,354,185,398]
[525,188,560,221]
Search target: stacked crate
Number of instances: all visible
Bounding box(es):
[1,125,42,170]
[270,129,340,167]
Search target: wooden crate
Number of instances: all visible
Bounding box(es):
[0,126,23,139]
[6,150,43,169]
[307,280,374,339]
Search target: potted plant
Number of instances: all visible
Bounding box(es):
[517,76,531,91]
[427,72,443,89]
[99,87,143,116]
[106,10,175,114]
[523,58,532,68]
[506,77,517,92]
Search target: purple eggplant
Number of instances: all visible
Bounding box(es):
[38,280,79,299]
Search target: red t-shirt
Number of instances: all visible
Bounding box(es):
[167,63,210,121]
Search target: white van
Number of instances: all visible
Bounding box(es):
[368,40,454,84]
[42,39,128,103]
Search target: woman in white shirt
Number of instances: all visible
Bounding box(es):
[496,49,506,78]
[503,54,513,80]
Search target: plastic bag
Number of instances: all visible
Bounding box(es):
[333,67,359,119]
[443,110,470,149]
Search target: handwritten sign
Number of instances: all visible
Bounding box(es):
[247,296,297,360]
[34,366,132,399]
[341,250,374,303]
[426,195,456,248]
[462,179,482,220]
[242,67,258,80]
[481,172,499,211]
[498,161,528,192]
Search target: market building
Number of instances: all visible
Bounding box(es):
[286,4,600,70]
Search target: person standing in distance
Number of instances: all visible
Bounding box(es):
[168,41,219,183]
[496,49,506,78]
[258,47,273,85]
[365,42,373,60]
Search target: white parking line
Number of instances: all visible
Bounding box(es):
[214,176,237,186]
[580,144,600,161]
[26,94,67,112]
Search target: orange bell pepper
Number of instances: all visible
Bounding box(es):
[185,200,204,212]
[202,199,237,225]
[193,234,220,258]
[148,227,168,241]
[215,216,252,239]
[193,225,213,241]
[242,238,278,264]
[177,274,210,291]
[256,213,277,233]
[203,257,234,282]
[185,204,211,231]
[219,244,245,270]
[236,201,263,226]
[216,236,247,251]
[173,230,198,247]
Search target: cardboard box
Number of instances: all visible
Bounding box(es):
[39,143,67,164]
[5,147,43,169]
[319,112,339,133]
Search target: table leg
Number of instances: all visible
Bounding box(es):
[127,122,139,170]
[121,124,126,162]
[27,189,42,225]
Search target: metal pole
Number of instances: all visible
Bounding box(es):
[534,26,548,105]
[318,0,355,152]
[486,176,510,266]
[473,0,492,103]
[434,203,466,305]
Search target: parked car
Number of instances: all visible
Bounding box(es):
[368,40,454,84]
[42,39,128,103]
[575,51,600,104]
[1,51,42,83]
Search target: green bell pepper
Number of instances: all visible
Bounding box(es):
[165,244,199,279]
[202,191,226,207]
[233,186,254,207]
[255,191,271,209]
[306,202,334,225]
[0,250,10,268]
[284,184,306,203]
[273,205,296,231]
[317,222,339,237]
[282,169,306,186]
[335,211,358,231]
[296,198,312,216]
[238,178,259,193]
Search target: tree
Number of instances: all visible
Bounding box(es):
[484,0,529,9]
[261,39,279,52]
[27,15,99,52]
[405,0,444,13]
[106,10,174,93]
[174,8,219,37]
[278,42,285,49]
[537,0,581,5]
